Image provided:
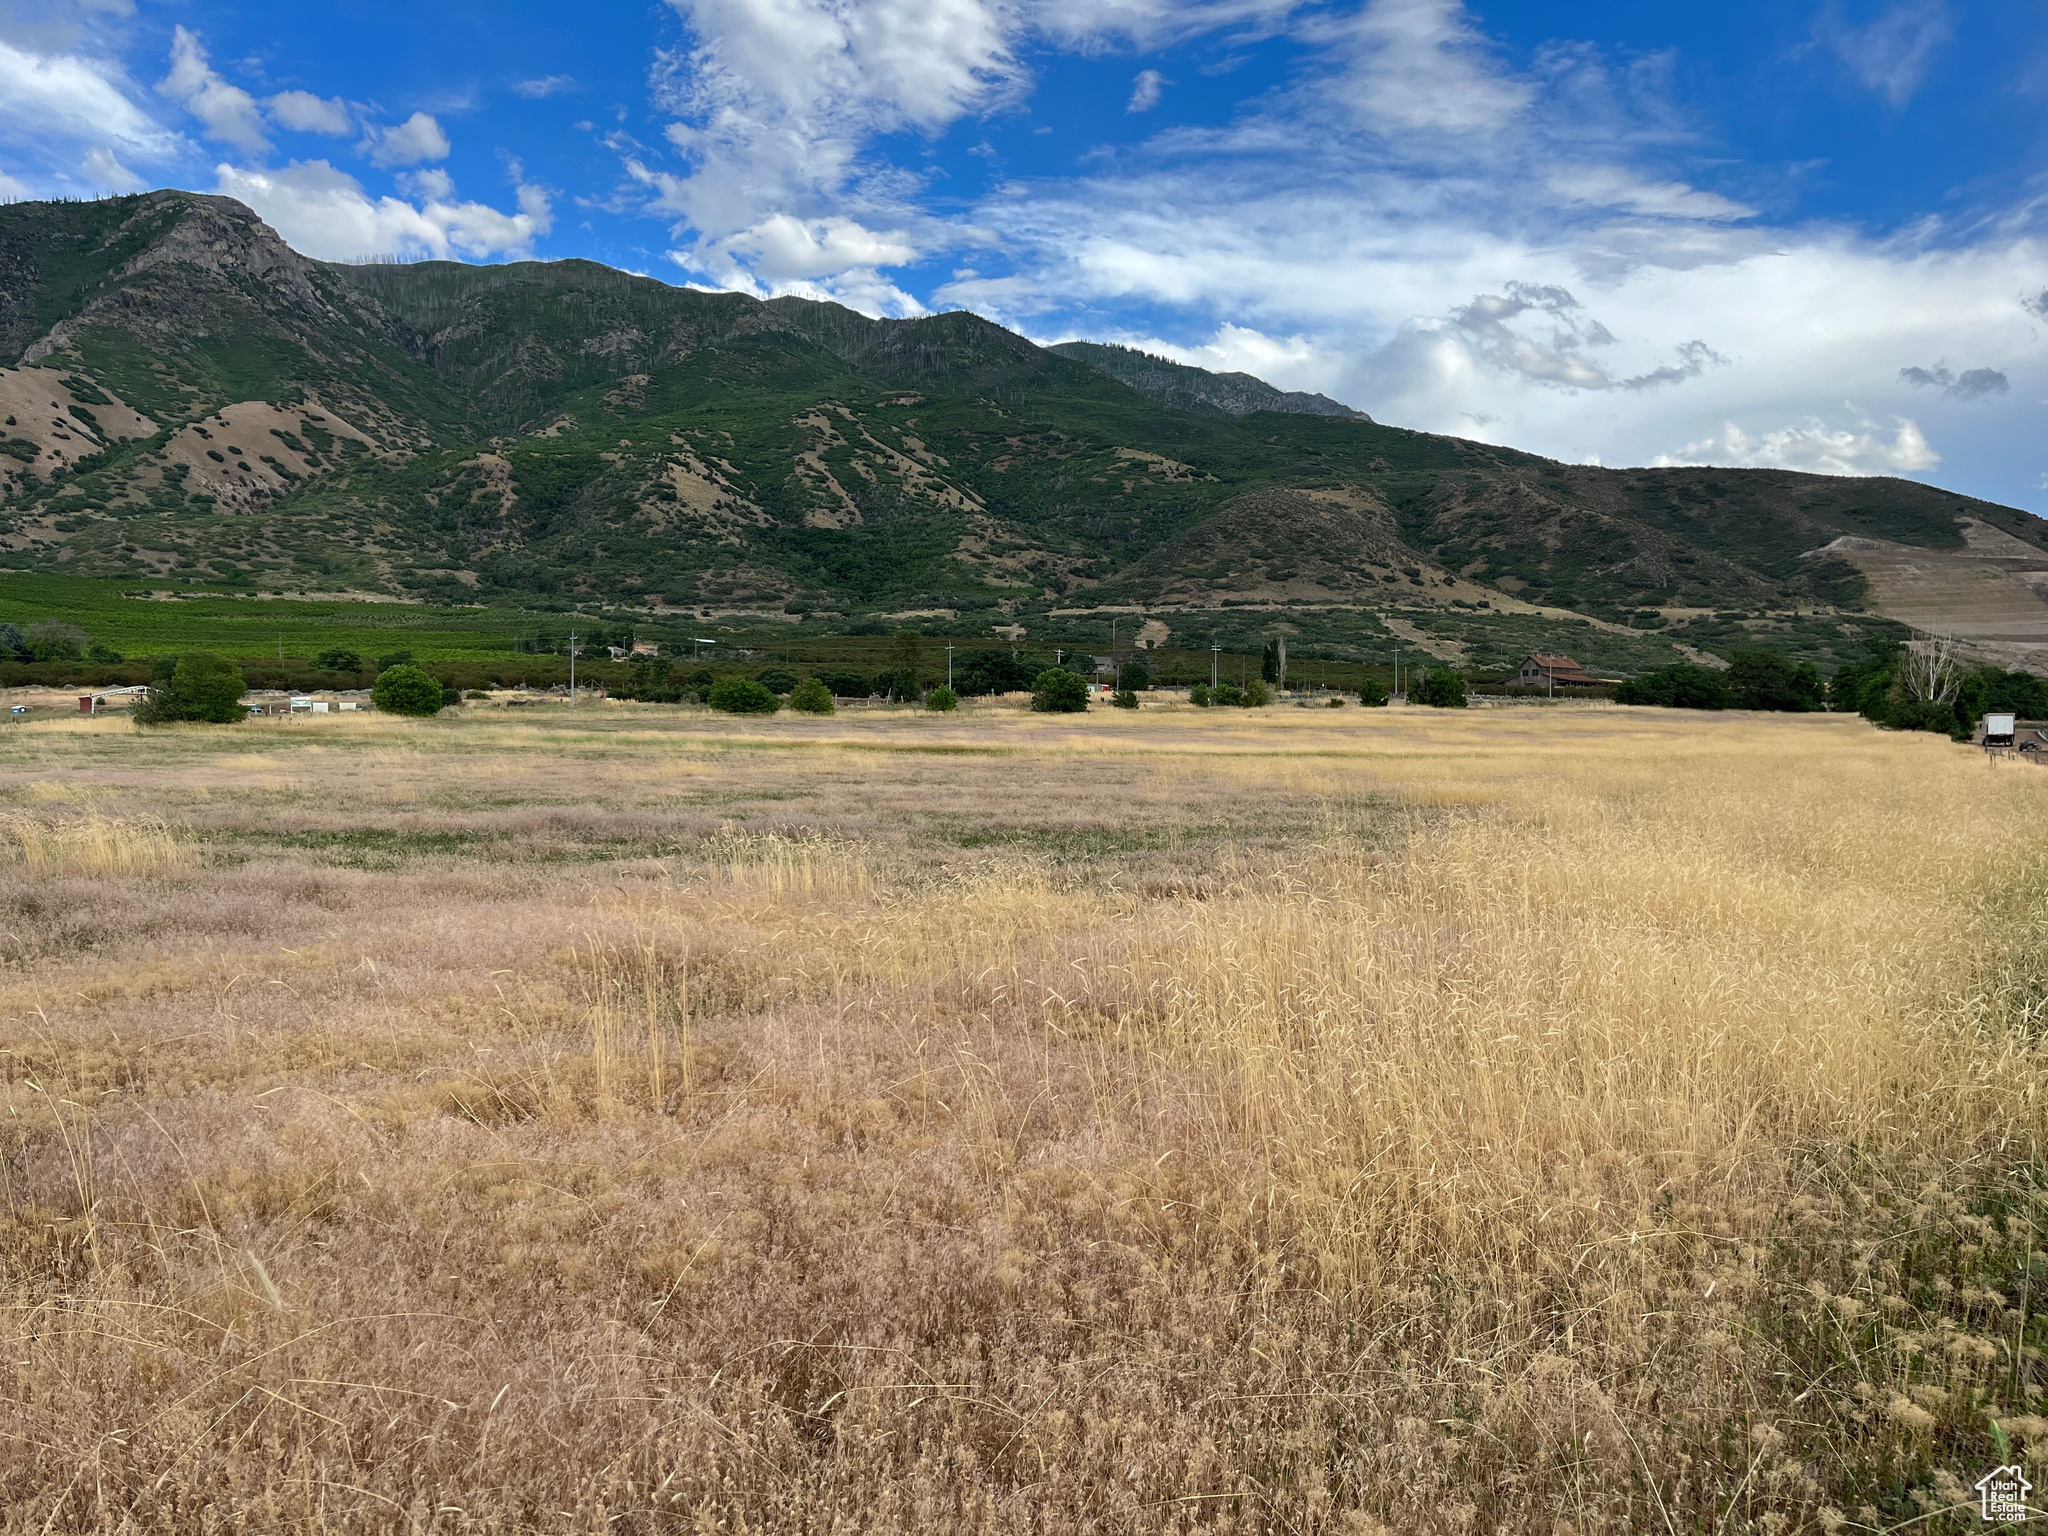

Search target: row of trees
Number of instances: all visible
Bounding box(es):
[1614,637,2045,738]
[0,620,123,664]
[133,654,452,724]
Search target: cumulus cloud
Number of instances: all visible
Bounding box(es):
[364,111,450,168]
[1899,364,2010,400]
[1127,69,1165,112]
[1817,0,1952,108]
[158,27,268,153]
[1655,416,1938,476]
[513,75,577,98]
[215,160,551,262]
[2025,290,2048,321]
[268,90,352,135]
[1418,283,1726,392]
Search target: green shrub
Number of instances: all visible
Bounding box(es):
[1031,668,1088,713]
[925,685,958,712]
[789,678,834,714]
[23,620,86,662]
[136,652,246,724]
[1244,680,1270,707]
[814,668,871,698]
[440,688,463,708]
[1189,683,1211,707]
[376,650,414,671]
[1358,678,1390,707]
[1118,658,1151,691]
[756,667,800,695]
[86,642,125,664]
[1614,663,1732,710]
[1111,689,1139,709]
[372,664,444,717]
[1211,682,1246,707]
[317,647,363,672]
[464,689,491,700]
[709,677,779,714]
[1411,668,1469,708]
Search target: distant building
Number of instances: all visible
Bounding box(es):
[1518,653,1599,688]
[631,641,660,657]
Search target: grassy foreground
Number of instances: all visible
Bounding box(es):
[3,701,2047,1532]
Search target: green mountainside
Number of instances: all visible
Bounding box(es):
[3,189,2043,676]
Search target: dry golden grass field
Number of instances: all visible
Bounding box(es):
[4,699,2048,1534]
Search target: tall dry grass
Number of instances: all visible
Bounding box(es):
[2,706,2045,1531]
[0,810,187,878]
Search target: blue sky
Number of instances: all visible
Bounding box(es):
[3,0,2045,511]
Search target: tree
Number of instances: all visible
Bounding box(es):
[0,623,27,662]
[1244,680,1270,706]
[757,667,799,695]
[1902,631,1962,708]
[925,685,959,712]
[1411,668,1468,708]
[814,667,872,698]
[709,677,779,714]
[1726,648,1823,712]
[23,621,86,662]
[1190,683,1212,707]
[1614,663,1733,710]
[86,642,124,664]
[376,650,415,672]
[137,652,246,724]
[1211,682,1246,707]
[953,650,1038,697]
[1260,639,1281,684]
[1110,689,1139,709]
[789,678,835,714]
[1118,657,1151,691]
[373,664,444,717]
[317,647,363,671]
[887,630,924,701]
[1031,667,1088,713]
[1358,677,1391,707]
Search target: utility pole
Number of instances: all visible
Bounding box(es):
[1394,648,1401,700]
[946,643,954,689]
[1211,643,1220,688]
[1277,635,1287,695]
[569,629,578,704]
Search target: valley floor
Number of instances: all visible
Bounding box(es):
[4,702,2047,1532]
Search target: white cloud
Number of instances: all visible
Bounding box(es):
[364,111,450,168]
[727,213,918,281]
[1654,416,1938,476]
[80,144,143,192]
[268,90,352,135]
[1127,69,1165,113]
[0,39,179,163]
[1547,165,1754,223]
[1310,0,1532,136]
[1818,0,1952,108]
[215,160,551,262]
[0,164,31,199]
[513,75,577,99]
[158,27,268,154]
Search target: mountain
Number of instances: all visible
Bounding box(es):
[1047,341,1370,421]
[4,189,2046,676]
